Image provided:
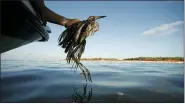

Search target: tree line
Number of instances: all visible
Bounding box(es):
[124,57,184,61]
[80,57,184,61]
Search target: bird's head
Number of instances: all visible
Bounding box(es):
[87,16,106,21]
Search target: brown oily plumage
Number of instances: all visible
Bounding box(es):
[58,16,106,82]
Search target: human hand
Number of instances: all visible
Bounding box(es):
[65,18,81,28]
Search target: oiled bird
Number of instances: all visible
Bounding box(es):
[58,16,106,82]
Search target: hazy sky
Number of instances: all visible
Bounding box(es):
[2,1,184,60]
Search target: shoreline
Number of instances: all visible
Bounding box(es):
[82,60,184,63]
[60,59,184,63]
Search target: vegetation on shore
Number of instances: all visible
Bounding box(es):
[80,57,184,61]
[81,58,121,61]
[124,57,184,61]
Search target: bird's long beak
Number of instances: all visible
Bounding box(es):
[94,16,106,20]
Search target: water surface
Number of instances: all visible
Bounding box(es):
[1,60,184,103]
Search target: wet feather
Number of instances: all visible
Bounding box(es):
[58,16,106,82]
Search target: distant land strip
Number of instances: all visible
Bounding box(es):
[62,57,184,62]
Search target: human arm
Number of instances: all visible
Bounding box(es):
[33,0,80,27]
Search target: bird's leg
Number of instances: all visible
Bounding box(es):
[71,55,79,73]
[79,66,87,82]
[72,56,87,82]
[79,63,92,82]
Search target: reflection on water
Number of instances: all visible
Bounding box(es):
[72,84,92,103]
[1,60,184,103]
